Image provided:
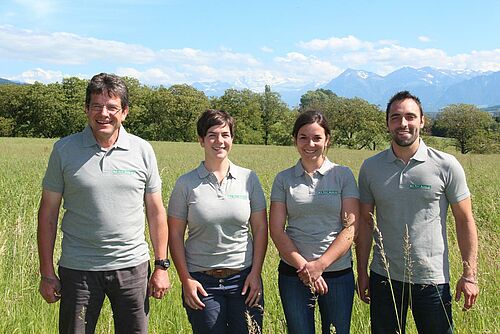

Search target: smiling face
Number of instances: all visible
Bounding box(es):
[199,123,233,162]
[387,98,424,149]
[294,122,330,165]
[85,90,128,148]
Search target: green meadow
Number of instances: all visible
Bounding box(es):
[0,137,498,333]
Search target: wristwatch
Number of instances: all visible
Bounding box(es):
[154,259,170,270]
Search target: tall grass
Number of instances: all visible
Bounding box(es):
[0,137,498,333]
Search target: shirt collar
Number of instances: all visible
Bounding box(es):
[82,125,130,150]
[294,158,333,177]
[196,160,237,179]
[385,139,427,163]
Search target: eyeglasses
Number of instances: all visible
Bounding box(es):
[89,104,122,115]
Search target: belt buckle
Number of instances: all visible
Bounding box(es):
[205,268,239,278]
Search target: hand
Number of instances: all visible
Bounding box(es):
[242,270,263,306]
[39,275,61,303]
[148,268,171,299]
[297,260,325,286]
[357,271,370,304]
[182,277,208,310]
[313,276,329,295]
[455,277,479,310]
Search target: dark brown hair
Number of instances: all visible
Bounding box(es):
[292,110,331,139]
[197,109,235,138]
[85,73,129,108]
[386,90,424,123]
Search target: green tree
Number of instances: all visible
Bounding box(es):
[167,85,210,142]
[299,90,386,149]
[12,82,68,138]
[212,89,264,144]
[434,104,495,154]
[261,85,290,145]
[0,84,25,136]
[60,77,88,135]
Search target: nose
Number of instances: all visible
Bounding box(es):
[400,116,408,127]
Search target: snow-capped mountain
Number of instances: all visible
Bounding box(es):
[322,67,497,111]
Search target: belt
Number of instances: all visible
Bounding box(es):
[202,268,241,279]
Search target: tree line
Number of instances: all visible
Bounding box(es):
[0,77,498,153]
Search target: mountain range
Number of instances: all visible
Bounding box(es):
[194,67,500,112]
[2,67,499,112]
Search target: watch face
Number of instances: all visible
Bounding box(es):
[155,259,170,269]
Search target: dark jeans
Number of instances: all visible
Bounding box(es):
[58,261,150,334]
[184,267,264,334]
[278,266,355,334]
[369,271,453,334]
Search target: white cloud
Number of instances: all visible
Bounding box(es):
[0,25,156,64]
[298,35,373,51]
[2,26,499,88]
[418,36,431,43]
[14,68,65,83]
[260,46,274,53]
[14,0,57,18]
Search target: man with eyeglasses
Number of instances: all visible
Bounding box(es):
[37,73,171,333]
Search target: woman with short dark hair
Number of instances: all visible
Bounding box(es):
[168,109,267,334]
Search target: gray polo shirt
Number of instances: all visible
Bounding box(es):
[358,140,470,284]
[271,159,359,272]
[167,161,267,272]
[43,125,162,271]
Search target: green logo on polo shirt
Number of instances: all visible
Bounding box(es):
[112,169,136,175]
[226,194,249,200]
[409,184,431,190]
[316,190,340,195]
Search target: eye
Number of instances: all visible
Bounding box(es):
[313,136,323,142]
[107,106,120,113]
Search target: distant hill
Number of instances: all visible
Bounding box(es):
[188,67,500,111]
[0,77,25,85]
[3,67,500,112]
[322,67,499,112]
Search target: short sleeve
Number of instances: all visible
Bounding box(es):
[270,172,286,203]
[358,160,374,204]
[167,177,189,220]
[340,167,359,199]
[249,172,267,212]
[42,143,64,193]
[445,156,470,204]
[145,144,162,194]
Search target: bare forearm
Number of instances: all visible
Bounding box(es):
[270,230,307,268]
[251,229,267,274]
[318,223,356,270]
[148,213,168,260]
[168,231,192,284]
[456,220,478,278]
[37,218,58,276]
[355,225,373,275]
[452,198,478,279]
[37,191,62,277]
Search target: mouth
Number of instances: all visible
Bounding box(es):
[397,130,411,136]
[96,119,112,125]
[303,149,319,154]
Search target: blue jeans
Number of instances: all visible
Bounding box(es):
[58,261,150,334]
[369,271,453,334]
[184,267,264,334]
[278,268,355,334]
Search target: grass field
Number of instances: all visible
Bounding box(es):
[0,137,498,333]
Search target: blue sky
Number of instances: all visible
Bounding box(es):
[1,0,499,90]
